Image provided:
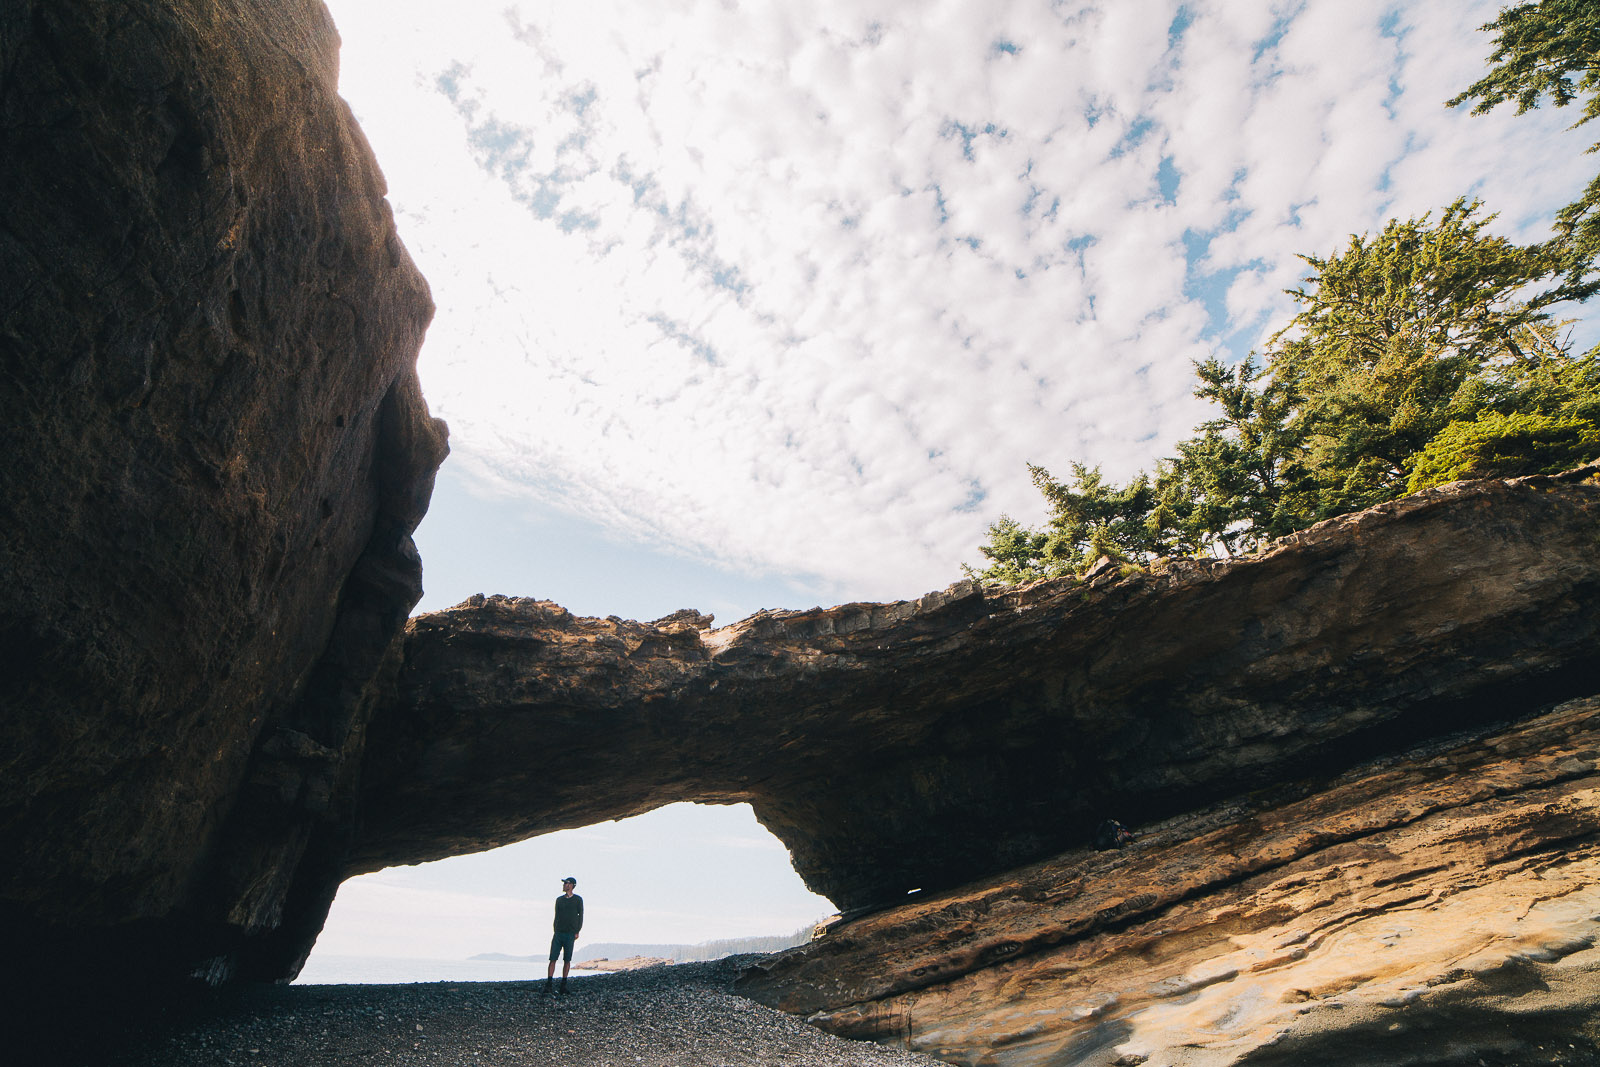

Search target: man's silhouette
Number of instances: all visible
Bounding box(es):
[546,876,583,995]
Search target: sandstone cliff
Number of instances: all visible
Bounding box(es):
[0,0,446,1007]
[4,7,1599,1066]
[737,693,1600,1065]
[357,468,1600,918]
[346,465,1598,1063]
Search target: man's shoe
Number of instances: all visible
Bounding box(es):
[559,981,570,995]
[544,979,553,995]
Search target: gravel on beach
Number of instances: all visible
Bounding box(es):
[100,958,947,1067]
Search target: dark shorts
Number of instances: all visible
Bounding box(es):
[549,932,576,962]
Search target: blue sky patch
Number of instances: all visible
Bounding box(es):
[1111,116,1156,158]
[955,480,988,513]
[1167,6,1193,50]
[1157,155,1180,204]
[648,313,722,366]
[1252,8,1298,65]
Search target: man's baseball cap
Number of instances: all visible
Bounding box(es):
[562,876,577,884]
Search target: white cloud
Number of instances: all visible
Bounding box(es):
[325,0,1594,604]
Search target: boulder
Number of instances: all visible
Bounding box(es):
[0,0,445,1006]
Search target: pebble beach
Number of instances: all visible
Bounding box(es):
[102,958,946,1067]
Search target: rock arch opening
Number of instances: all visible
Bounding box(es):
[300,802,832,981]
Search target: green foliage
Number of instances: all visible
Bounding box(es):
[963,514,1054,583]
[1169,355,1306,553]
[1277,199,1563,364]
[1467,320,1600,418]
[1029,462,1159,572]
[970,205,1600,585]
[1448,0,1600,300]
[970,11,1600,586]
[1448,1,1600,136]
[963,465,1175,580]
[1271,201,1568,516]
[1406,410,1600,490]
[1408,332,1600,488]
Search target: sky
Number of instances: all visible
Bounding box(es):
[308,0,1597,967]
[309,802,833,959]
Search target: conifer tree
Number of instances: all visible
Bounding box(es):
[1448,0,1600,301]
[969,9,1600,585]
[1268,200,1564,515]
[969,206,1598,583]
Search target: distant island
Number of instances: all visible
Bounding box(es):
[471,924,819,965]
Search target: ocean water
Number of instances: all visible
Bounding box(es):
[295,954,610,985]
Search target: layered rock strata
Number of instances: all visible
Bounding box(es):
[358,468,1600,918]
[735,694,1600,1066]
[8,4,1595,1056]
[0,0,445,1003]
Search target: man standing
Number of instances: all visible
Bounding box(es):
[546,876,583,995]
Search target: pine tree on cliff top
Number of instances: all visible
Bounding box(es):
[970,6,1600,583]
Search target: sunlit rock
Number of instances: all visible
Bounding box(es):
[736,694,1600,1065]
[5,8,1600,1066]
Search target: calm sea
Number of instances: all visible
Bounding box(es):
[295,955,610,985]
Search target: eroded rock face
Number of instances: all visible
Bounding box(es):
[3,15,1597,1055]
[735,695,1600,1066]
[357,468,1600,917]
[0,0,445,1002]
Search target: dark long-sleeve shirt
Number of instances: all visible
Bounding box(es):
[553,893,584,934]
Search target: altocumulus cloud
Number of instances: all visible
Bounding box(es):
[325,0,1593,603]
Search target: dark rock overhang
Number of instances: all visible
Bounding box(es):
[4,7,1600,1057]
[1,0,445,1011]
[355,465,1600,916]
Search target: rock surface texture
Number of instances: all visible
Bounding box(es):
[0,0,446,1009]
[736,695,1600,1066]
[360,468,1600,919]
[4,8,1600,1066]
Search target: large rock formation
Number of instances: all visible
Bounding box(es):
[3,8,1599,1066]
[356,468,1600,919]
[735,695,1600,1066]
[0,0,446,1007]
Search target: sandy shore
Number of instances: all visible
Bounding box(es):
[94,958,944,1067]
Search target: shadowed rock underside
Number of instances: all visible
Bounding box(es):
[358,467,1600,918]
[0,0,446,1003]
[4,10,1600,1066]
